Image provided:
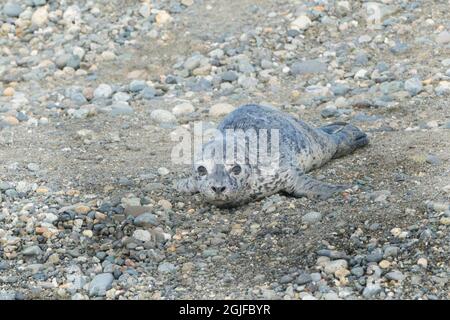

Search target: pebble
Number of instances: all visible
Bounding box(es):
[150,109,177,124]
[31,6,48,27]
[209,103,235,117]
[404,77,423,96]
[436,30,450,44]
[417,258,428,268]
[88,273,114,297]
[291,60,327,75]
[3,87,15,97]
[172,102,195,116]
[324,260,348,274]
[132,229,152,242]
[3,2,22,17]
[22,245,43,256]
[385,271,404,281]
[110,102,134,116]
[290,15,312,30]
[93,84,113,99]
[158,262,176,273]
[301,211,322,224]
[134,213,159,227]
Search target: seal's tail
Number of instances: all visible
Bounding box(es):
[320,122,369,158]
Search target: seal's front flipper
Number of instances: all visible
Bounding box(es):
[284,171,348,200]
[175,177,199,194]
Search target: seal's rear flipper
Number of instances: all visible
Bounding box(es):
[320,122,369,158]
[283,169,349,200]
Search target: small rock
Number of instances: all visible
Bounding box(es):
[89,273,114,297]
[290,15,312,30]
[302,211,322,224]
[3,2,22,17]
[94,84,113,99]
[324,259,348,274]
[385,271,404,281]
[172,102,194,116]
[150,109,177,124]
[133,229,151,242]
[209,103,235,117]
[404,78,423,96]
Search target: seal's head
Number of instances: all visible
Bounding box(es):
[191,136,256,207]
[193,160,253,207]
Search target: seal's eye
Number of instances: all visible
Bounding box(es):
[231,165,241,175]
[197,166,208,176]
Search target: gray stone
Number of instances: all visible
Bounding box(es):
[150,109,177,124]
[383,246,399,258]
[110,102,134,116]
[302,211,322,224]
[279,275,294,284]
[385,271,404,281]
[88,273,114,296]
[404,77,423,96]
[3,2,22,17]
[362,283,382,298]
[296,273,312,285]
[0,290,15,300]
[94,84,113,99]
[22,245,43,256]
[291,60,327,75]
[66,55,81,69]
[366,249,383,262]
[221,71,238,82]
[351,267,364,277]
[134,213,159,227]
[158,262,176,273]
[129,80,147,92]
[436,31,450,44]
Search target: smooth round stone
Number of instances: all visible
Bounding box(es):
[385,271,404,281]
[404,77,423,96]
[31,6,48,27]
[55,54,69,69]
[158,262,176,273]
[129,80,147,92]
[3,2,23,17]
[110,102,134,116]
[134,213,159,227]
[150,109,177,124]
[290,15,312,30]
[133,229,151,242]
[94,84,113,99]
[172,102,195,116]
[22,245,43,256]
[141,86,156,99]
[88,273,114,297]
[290,60,327,75]
[209,103,235,117]
[32,0,47,6]
[436,30,450,44]
[3,87,15,97]
[221,71,238,82]
[301,211,322,224]
[66,55,81,69]
[112,92,131,102]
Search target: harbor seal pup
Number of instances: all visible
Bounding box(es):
[176,104,368,207]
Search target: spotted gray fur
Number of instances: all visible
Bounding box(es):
[176,104,369,207]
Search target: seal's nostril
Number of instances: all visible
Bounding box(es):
[212,186,226,193]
